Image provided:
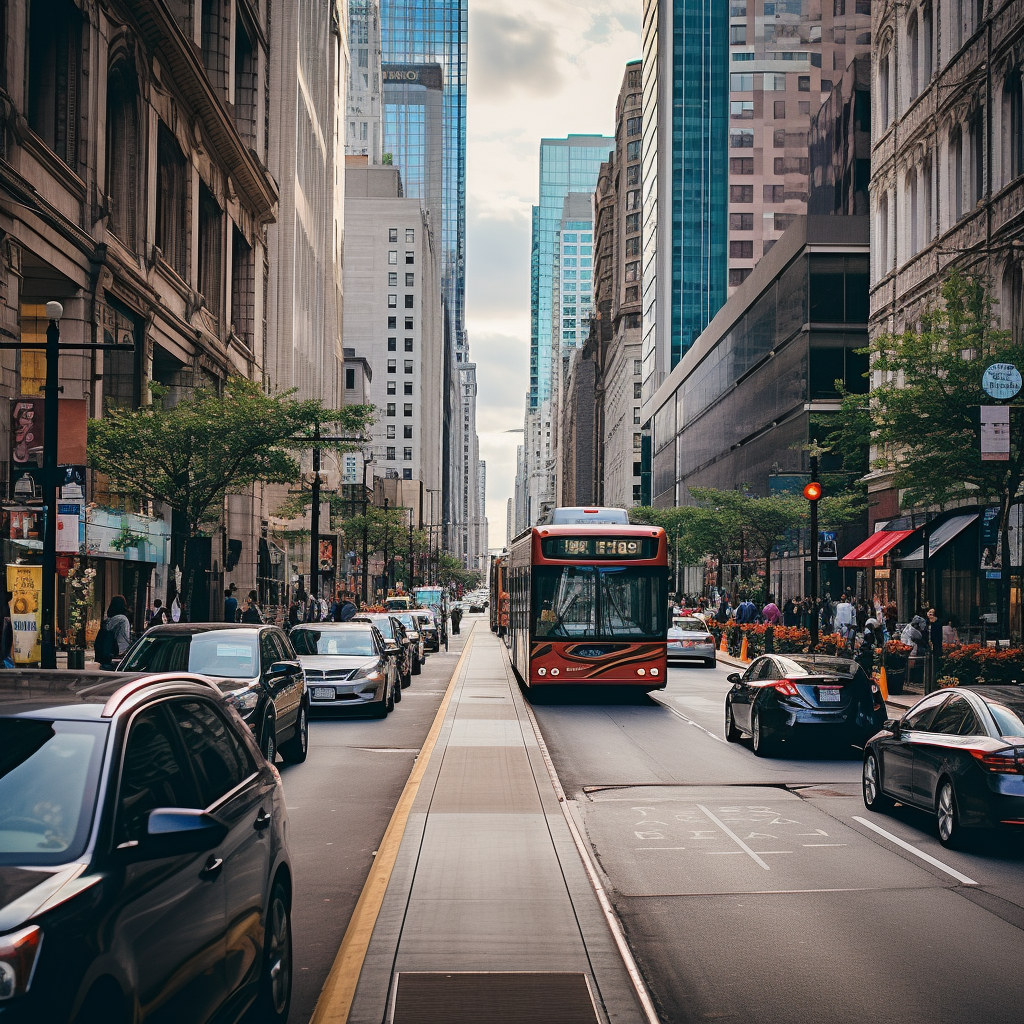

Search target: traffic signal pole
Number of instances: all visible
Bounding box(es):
[807,456,820,649]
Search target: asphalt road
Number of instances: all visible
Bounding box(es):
[276,629,470,1024]
[530,659,1024,1024]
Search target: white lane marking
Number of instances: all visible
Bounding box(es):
[852,815,977,885]
[803,843,847,847]
[697,804,771,870]
[636,846,688,850]
[651,695,724,742]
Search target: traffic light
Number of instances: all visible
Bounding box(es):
[803,481,822,502]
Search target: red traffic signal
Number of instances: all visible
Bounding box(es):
[803,481,822,501]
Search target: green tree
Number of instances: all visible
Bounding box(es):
[437,554,481,593]
[88,377,373,614]
[830,271,1023,630]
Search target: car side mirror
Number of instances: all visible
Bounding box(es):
[267,661,296,678]
[727,672,741,685]
[884,718,900,736]
[383,639,399,654]
[141,808,228,858]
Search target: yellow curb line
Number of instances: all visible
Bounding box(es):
[309,626,476,1024]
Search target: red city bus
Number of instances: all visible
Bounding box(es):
[508,521,669,690]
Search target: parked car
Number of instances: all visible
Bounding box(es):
[863,685,1024,847]
[395,613,426,673]
[289,622,398,716]
[466,593,487,613]
[355,615,413,688]
[667,615,717,667]
[117,623,308,764]
[0,669,293,1023]
[415,610,441,652]
[725,654,886,756]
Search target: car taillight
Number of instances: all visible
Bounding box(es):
[773,679,799,697]
[969,747,1024,774]
[0,925,42,1000]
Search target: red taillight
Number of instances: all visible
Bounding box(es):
[0,924,43,999]
[773,679,799,697]
[969,747,1024,774]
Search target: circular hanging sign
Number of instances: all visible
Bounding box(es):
[982,363,1022,400]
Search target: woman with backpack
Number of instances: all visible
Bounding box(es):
[96,594,131,670]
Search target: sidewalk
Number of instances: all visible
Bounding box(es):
[715,649,917,712]
[320,624,649,1024]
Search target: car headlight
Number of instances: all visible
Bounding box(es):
[353,661,383,681]
[0,926,42,1001]
[225,687,260,719]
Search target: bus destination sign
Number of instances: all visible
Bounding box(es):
[542,537,654,559]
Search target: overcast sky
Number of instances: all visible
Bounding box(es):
[466,0,642,547]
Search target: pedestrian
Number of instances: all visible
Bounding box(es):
[883,601,898,639]
[288,598,302,627]
[855,598,869,632]
[450,604,463,635]
[241,589,264,624]
[148,599,170,628]
[97,595,131,670]
[942,617,960,648]
[901,612,929,688]
[715,597,731,624]
[224,588,239,622]
[820,593,834,633]
[1,590,13,668]
[927,607,943,675]
[762,595,781,625]
[833,593,854,638]
[170,595,182,621]
[856,617,884,679]
[334,597,357,622]
[782,598,797,627]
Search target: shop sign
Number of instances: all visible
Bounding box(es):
[874,568,891,579]
[817,531,838,560]
[318,537,337,575]
[56,502,82,553]
[982,362,1022,400]
[7,564,41,664]
[980,406,1010,461]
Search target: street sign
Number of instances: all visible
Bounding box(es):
[982,362,1022,400]
[981,405,1011,460]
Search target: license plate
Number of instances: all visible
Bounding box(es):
[819,688,842,702]
[312,687,335,700]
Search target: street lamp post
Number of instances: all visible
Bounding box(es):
[361,455,373,606]
[40,302,63,669]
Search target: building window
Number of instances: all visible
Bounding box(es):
[877,192,890,274]
[907,12,920,101]
[729,268,752,286]
[388,338,397,351]
[388,359,396,373]
[633,382,642,399]
[403,468,412,480]
[406,228,415,242]
[633,433,642,451]
[198,183,223,322]
[387,425,396,439]
[626,212,641,233]
[625,261,641,282]
[1007,67,1024,183]
[387,381,396,395]
[731,73,754,92]
[404,359,414,374]
[764,184,785,203]
[404,447,413,461]
[730,157,754,174]
[386,402,396,416]
[106,62,140,250]
[633,359,642,375]
[234,20,257,146]
[798,76,810,91]
[201,0,229,93]
[730,129,754,148]
[730,24,747,44]
[633,407,641,424]
[775,213,797,232]
[625,236,641,256]
[388,251,398,265]
[405,317,414,329]
[231,226,255,347]
[774,100,786,119]
[405,273,415,286]
[922,3,933,83]
[389,228,398,242]
[907,167,919,256]
[627,140,641,160]
[730,185,754,203]
[404,338,413,351]
[625,190,641,210]
[626,164,641,185]
[404,403,413,417]
[387,447,396,461]
[625,287,640,303]
[404,425,413,438]
[404,381,413,395]
[405,295,414,308]
[730,213,754,230]
[731,101,754,119]
[970,114,985,207]
[389,272,398,286]
[346,368,356,390]
[626,116,641,136]
[879,53,891,129]
[406,251,415,264]
[774,129,786,148]
[730,240,754,259]
[388,294,397,308]
[27,0,82,167]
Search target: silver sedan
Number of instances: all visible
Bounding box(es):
[667,616,717,667]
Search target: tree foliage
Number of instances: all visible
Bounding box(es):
[88,378,374,535]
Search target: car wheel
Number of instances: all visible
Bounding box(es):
[394,678,402,703]
[385,681,396,713]
[751,710,774,757]
[937,779,963,848]
[412,656,422,675]
[862,752,894,812]
[725,700,741,742]
[401,665,412,688]
[261,718,277,764]
[252,878,292,1022]
[279,703,308,765]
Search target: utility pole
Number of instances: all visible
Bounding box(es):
[804,458,822,649]
[382,497,390,595]
[309,423,321,603]
[40,311,61,669]
[408,508,414,589]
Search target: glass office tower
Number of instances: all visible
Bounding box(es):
[381,0,467,353]
[641,0,728,402]
[530,135,613,410]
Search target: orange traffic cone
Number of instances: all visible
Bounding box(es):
[719,631,728,653]
[878,666,889,702]
[740,636,749,662]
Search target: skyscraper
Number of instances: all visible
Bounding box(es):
[530,136,613,410]
[347,0,384,161]
[641,0,729,403]
[380,0,467,353]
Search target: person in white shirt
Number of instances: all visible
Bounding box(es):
[834,594,855,636]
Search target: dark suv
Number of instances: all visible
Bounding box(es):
[118,624,308,764]
[0,670,293,1023]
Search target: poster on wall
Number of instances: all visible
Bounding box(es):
[818,531,838,561]
[7,564,41,664]
[318,537,337,575]
[980,506,1002,573]
[56,502,82,553]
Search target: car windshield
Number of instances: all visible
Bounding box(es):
[370,618,394,639]
[780,656,857,677]
[986,701,1024,740]
[672,618,707,632]
[121,633,258,678]
[291,628,376,657]
[0,719,107,865]
[533,566,666,641]
[397,615,418,631]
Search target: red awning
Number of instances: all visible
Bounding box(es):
[837,530,915,568]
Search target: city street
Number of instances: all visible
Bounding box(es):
[278,631,470,1024]
[531,660,1024,1024]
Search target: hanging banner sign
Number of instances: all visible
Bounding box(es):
[981,405,1010,461]
[56,502,82,553]
[7,564,41,664]
[980,507,1002,570]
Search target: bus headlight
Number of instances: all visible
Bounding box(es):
[550,668,559,676]
[650,668,659,676]
[537,668,547,676]
[636,668,646,676]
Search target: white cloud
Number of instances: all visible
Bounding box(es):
[467,0,641,545]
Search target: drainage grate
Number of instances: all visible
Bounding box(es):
[391,972,600,1024]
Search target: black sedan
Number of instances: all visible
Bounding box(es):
[118,623,308,764]
[0,670,292,1023]
[725,654,886,756]
[414,611,441,652]
[863,685,1024,847]
[355,615,414,688]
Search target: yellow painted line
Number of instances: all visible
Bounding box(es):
[309,626,476,1024]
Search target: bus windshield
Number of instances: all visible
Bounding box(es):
[532,566,666,641]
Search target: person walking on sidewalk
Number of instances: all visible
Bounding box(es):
[98,595,131,670]
[241,590,264,624]
[224,588,239,622]
[762,596,781,625]
[450,604,463,635]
